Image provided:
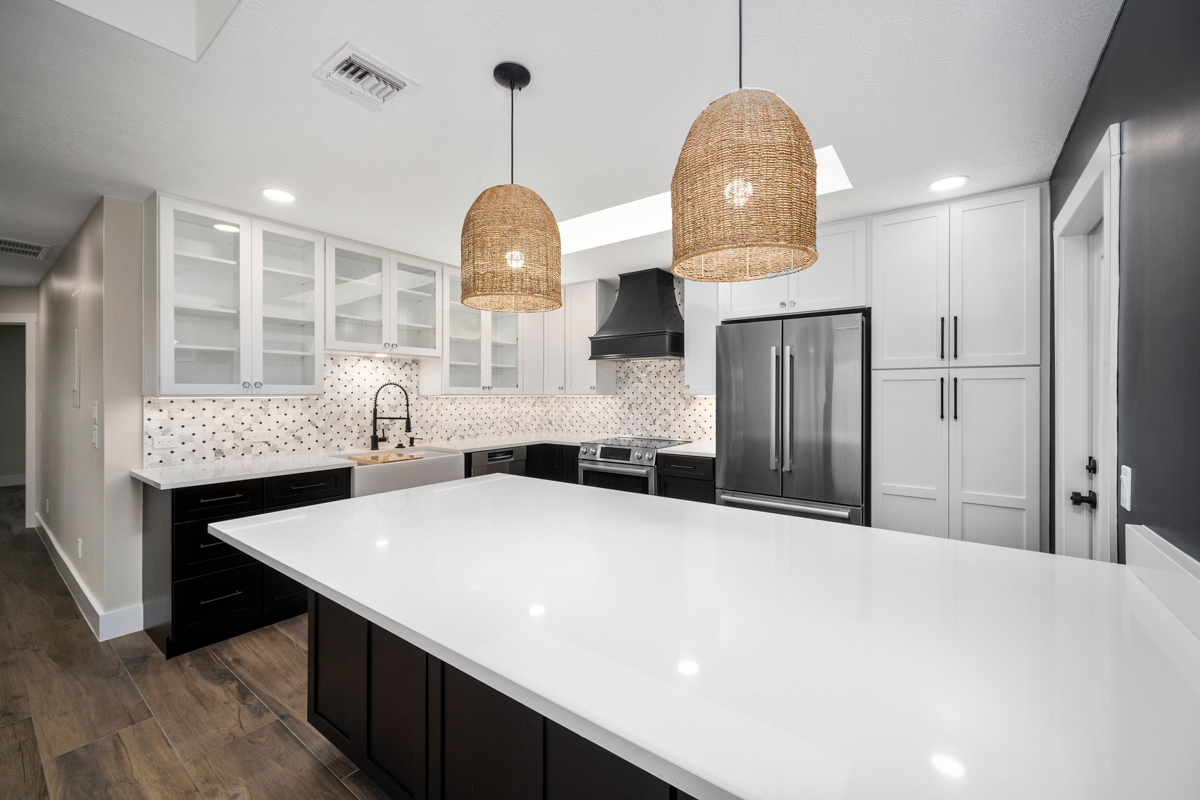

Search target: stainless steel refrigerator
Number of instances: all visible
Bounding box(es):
[716,312,866,524]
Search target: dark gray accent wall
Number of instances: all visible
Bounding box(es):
[1050,0,1200,562]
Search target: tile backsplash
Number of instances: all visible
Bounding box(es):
[143,355,715,467]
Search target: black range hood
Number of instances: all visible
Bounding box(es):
[589,268,685,360]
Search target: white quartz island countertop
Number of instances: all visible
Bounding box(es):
[208,475,1200,800]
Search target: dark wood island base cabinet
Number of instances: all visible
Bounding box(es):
[308,593,701,800]
[142,467,352,658]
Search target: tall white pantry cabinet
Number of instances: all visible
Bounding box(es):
[870,186,1043,549]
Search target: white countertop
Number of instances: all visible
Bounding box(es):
[659,440,716,458]
[209,475,1200,800]
[131,452,351,490]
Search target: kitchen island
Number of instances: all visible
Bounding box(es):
[209,474,1200,799]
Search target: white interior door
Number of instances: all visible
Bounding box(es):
[949,367,1040,549]
[871,369,949,537]
[719,273,790,320]
[950,187,1041,367]
[871,205,950,369]
[543,303,565,394]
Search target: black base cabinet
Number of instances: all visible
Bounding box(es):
[657,455,716,504]
[142,467,351,658]
[526,443,580,483]
[309,593,696,800]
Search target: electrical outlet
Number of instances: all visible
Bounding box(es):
[1120,465,1132,511]
[153,435,179,449]
[243,431,271,442]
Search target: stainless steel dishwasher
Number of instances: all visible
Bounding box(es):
[468,446,527,477]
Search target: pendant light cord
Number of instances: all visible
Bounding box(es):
[510,81,515,184]
[738,0,743,89]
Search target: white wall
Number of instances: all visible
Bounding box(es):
[0,325,25,484]
[36,196,143,637]
[0,287,38,314]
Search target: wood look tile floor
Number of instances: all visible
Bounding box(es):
[0,487,386,800]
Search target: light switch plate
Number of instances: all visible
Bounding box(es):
[153,435,179,449]
[244,431,271,442]
[1120,465,1132,511]
[91,425,99,449]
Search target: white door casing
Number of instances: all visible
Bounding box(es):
[1054,123,1121,562]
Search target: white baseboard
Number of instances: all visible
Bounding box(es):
[34,514,144,641]
[0,474,24,487]
[1126,524,1200,641]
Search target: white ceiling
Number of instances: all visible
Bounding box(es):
[0,0,1122,286]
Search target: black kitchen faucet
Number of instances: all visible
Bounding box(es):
[371,382,412,450]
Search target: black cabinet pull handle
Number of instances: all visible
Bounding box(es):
[953,377,959,420]
[940,377,945,419]
[199,590,243,606]
[672,464,696,470]
[198,493,244,504]
[940,317,945,359]
[288,482,326,491]
[198,540,224,550]
[953,316,959,359]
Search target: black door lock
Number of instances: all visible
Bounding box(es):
[1085,457,1097,474]
[1070,490,1098,508]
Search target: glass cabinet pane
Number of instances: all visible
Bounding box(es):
[172,209,241,385]
[447,272,482,390]
[333,246,384,346]
[395,259,437,350]
[490,311,520,390]
[261,230,317,387]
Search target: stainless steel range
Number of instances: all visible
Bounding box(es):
[578,437,689,495]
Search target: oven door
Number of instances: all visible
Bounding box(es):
[578,461,656,495]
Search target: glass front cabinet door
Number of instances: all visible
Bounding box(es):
[391,254,442,356]
[156,197,254,395]
[440,269,522,394]
[252,220,324,394]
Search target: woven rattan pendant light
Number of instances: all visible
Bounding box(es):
[460,63,562,312]
[670,1,818,282]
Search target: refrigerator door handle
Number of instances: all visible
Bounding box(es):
[722,494,852,519]
[769,345,778,471]
[782,345,792,472]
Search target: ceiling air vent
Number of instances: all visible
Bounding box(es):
[315,44,416,111]
[0,238,49,260]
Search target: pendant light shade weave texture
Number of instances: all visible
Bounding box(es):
[461,183,562,312]
[671,88,818,282]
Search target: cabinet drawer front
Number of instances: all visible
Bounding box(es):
[657,455,715,481]
[174,520,255,580]
[174,479,263,522]
[263,566,307,616]
[173,564,263,636]
[264,468,351,509]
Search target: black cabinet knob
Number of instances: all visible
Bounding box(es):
[1070,490,1098,508]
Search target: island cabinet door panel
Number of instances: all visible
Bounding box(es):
[308,593,366,757]
[440,664,543,800]
[949,367,1040,550]
[871,369,949,538]
[871,204,950,370]
[545,720,670,800]
[364,624,427,800]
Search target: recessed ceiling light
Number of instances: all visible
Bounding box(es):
[558,146,852,256]
[931,754,965,778]
[213,223,238,233]
[677,659,699,676]
[929,176,969,192]
[261,188,296,203]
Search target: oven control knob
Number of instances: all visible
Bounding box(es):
[635,453,642,459]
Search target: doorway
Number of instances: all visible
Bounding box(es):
[1054,123,1120,561]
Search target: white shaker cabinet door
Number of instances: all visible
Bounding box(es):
[683,280,718,395]
[871,205,950,369]
[788,219,868,313]
[949,186,1042,367]
[871,369,949,538]
[564,281,616,395]
[543,303,566,394]
[949,367,1040,550]
[719,273,790,320]
[519,312,544,394]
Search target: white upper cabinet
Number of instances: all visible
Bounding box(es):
[252,220,324,394]
[950,187,1041,367]
[683,280,718,396]
[564,280,617,395]
[429,269,523,394]
[719,219,868,320]
[542,301,566,394]
[326,239,443,357]
[871,205,951,370]
[519,312,544,394]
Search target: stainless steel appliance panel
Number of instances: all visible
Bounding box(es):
[781,313,864,506]
[578,461,656,494]
[469,446,527,477]
[717,490,863,525]
[716,320,782,496]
